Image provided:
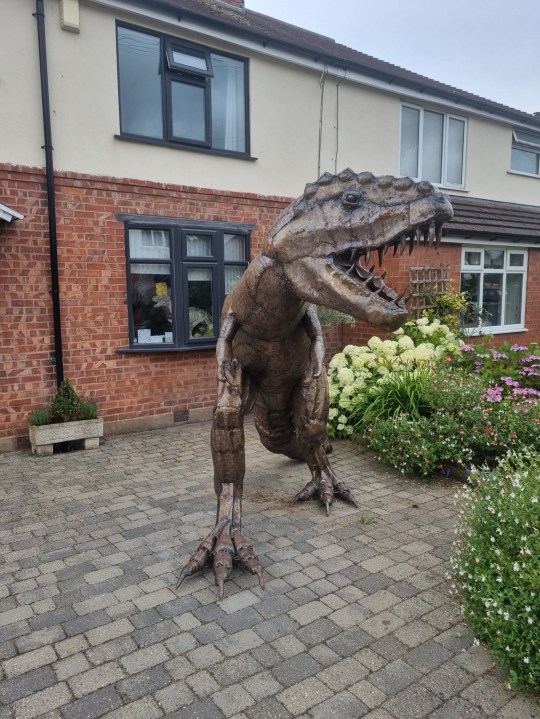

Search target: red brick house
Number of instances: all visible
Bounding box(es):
[1,0,540,451]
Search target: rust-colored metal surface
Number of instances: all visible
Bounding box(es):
[178,170,453,597]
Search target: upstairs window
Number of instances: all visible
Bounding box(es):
[400,104,466,187]
[126,221,250,350]
[511,130,540,176]
[460,247,527,333]
[117,24,248,155]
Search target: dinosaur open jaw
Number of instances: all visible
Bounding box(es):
[331,220,443,308]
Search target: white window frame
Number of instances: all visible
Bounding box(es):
[510,129,540,177]
[399,103,467,188]
[460,246,528,334]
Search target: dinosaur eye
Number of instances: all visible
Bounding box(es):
[343,192,362,209]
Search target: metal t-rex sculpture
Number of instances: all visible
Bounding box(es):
[178,169,453,598]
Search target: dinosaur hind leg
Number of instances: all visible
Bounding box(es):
[177,361,263,598]
[292,371,358,514]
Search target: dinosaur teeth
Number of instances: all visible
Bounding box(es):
[429,223,436,246]
[408,231,415,255]
[435,223,443,246]
[377,247,384,266]
[365,248,371,263]
[399,234,407,255]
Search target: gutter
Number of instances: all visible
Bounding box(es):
[34,0,64,386]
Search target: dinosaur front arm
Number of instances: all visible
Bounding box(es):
[302,305,325,384]
[216,312,241,386]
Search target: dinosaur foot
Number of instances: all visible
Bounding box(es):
[294,471,358,516]
[176,485,264,599]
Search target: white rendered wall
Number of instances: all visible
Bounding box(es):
[1,0,539,205]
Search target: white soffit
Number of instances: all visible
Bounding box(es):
[90,0,540,133]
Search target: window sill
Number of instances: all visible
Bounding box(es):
[115,134,258,161]
[507,170,540,180]
[117,345,216,355]
[463,327,528,337]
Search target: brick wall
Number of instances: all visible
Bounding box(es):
[2,164,539,448]
[0,165,290,448]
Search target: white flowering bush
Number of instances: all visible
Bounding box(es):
[327,318,461,437]
[451,452,540,693]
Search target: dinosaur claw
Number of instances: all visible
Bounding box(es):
[218,579,225,601]
[325,501,331,516]
[256,568,265,590]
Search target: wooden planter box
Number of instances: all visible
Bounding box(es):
[29,418,104,456]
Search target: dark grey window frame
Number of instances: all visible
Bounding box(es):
[122,217,252,352]
[116,21,251,157]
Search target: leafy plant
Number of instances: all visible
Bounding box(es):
[51,379,83,423]
[351,366,434,432]
[363,364,540,477]
[80,401,99,420]
[327,318,461,438]
[30,380,99,425]
[316,306,355,328]
[28,408,52,427]
[451,452,540,693]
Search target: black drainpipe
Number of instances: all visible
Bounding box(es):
[35,0,64,386]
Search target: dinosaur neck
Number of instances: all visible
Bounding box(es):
[234,253,307,338]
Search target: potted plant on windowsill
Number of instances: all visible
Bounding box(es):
[28,379,103,456]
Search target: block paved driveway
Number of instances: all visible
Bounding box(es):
[0,421,538,719]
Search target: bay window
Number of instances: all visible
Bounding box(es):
[400,104,466,187]
[460,247,527,333]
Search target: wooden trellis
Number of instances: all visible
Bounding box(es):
[409,265,450,317]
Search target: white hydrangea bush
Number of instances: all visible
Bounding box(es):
[327,318,462,438]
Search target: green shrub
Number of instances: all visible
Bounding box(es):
[80,401,99,420]
[366,412,473,477]
[351,366,434,433]
[327,318,461,437]
[28,408,52,427]
[30,380,99,425]
[451,453,540,693]
[50,379,83,423]
[363,365,540,476]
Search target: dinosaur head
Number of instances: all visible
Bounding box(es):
[264,169,453,330]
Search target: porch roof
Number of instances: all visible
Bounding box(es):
[446,195,540,244]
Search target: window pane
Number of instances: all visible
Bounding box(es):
[400,106,420,177]
[129,229,170,259]
[460,272,480,327]
[482,273,503,326]
[511,148,538,174]
[484,249,504,269]
[446,118,465,185]
[131,264,173,343]
[422,111,443,183]
[224,265,245,294]
[509,253,524,267]
[188,268,214,338]
[186,234,213,256]
[172,49,208,72]
[464,250,481,266]
[514,130,540,147]
[224,234,245,261]
[118,27,163,139]
[171,81,206,142]
[505,274,523,325]
[211,53,246,152]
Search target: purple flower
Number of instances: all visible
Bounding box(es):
[491,351,509,360]
[460,345,475,352]
[520,355,540,363]
[510,344,528,351]
[486,387,504,402]
[501,376,519,387]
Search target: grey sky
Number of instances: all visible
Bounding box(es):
[245,0,540,115]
